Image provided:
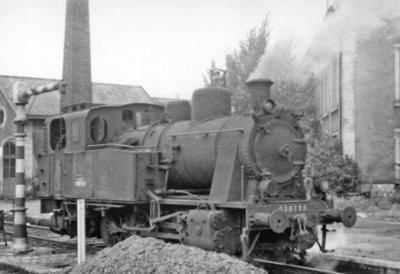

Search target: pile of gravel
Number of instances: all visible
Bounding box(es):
[69,236,267,274]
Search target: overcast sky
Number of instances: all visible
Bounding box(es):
[0,0,326,99]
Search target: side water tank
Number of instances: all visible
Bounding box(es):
[165,100,191,122]
[192,87,231,121]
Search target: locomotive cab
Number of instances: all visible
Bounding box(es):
[38,103,164,204]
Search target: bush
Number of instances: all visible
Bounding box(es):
[304,136,361,196]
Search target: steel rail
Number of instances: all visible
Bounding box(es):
[4,221,50,231]
[252,258,342,274]
[4,230,104,249]
[4,222,104,250]
[320,253,400,274]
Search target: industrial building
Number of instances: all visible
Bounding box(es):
[313,4,400,186]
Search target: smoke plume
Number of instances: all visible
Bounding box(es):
[306,0,400,72]
[251,0,400,79]
[307,226,349,272]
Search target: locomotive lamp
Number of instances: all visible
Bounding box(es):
[257,170,279,198]
[313,178,330,194]
[10,81,65,253]
[262,99,276,113]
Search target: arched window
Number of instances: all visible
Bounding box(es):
[3,141,15,178]
[0,107,6,127]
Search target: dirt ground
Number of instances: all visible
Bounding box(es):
[1,200,400,264]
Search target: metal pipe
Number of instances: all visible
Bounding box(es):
[10,81,62,253]
[167,128,244,137]
[12,81,65,105]
[241,165,245,201]
[31,81,66,95]
[395,129,400,181]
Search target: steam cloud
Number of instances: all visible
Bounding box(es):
[307,226,349,271]
[251,0,400,79]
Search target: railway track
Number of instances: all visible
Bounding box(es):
[253,258,342,274]
[4,221,104,251]
[253,254,400,274]
[317,253,400,274]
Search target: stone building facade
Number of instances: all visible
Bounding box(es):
[315,16,400,184]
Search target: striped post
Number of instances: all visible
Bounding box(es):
[10,81,63,253]
[11,104,31,253]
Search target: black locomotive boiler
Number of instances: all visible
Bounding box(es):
[37,78,356,262]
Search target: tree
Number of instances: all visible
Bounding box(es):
[204,14,271,113]
[226,15,270,113]
[272,75,317,116]
[203,16,316,116]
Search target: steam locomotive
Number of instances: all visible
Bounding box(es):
[37,78,356,262]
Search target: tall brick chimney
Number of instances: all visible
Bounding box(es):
[62,0,92,112]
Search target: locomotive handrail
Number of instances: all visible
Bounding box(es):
[86,143,159,152]
[167,128,245,137]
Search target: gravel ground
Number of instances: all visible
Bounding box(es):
[66,236,267,274]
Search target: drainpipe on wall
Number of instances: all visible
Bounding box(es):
[395,129,400,183]
[339,52,343,152]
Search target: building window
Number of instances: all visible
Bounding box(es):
[319,55,341,116]
[331,58,339,109]
[122,110,134,121]
[394,44,400,106]
[0,107,6,128]
[3,141,15,178]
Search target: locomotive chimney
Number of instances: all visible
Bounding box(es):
[61,0,93,112]
[246,78,273,115]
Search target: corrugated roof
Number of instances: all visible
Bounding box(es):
[0,75,155,117]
